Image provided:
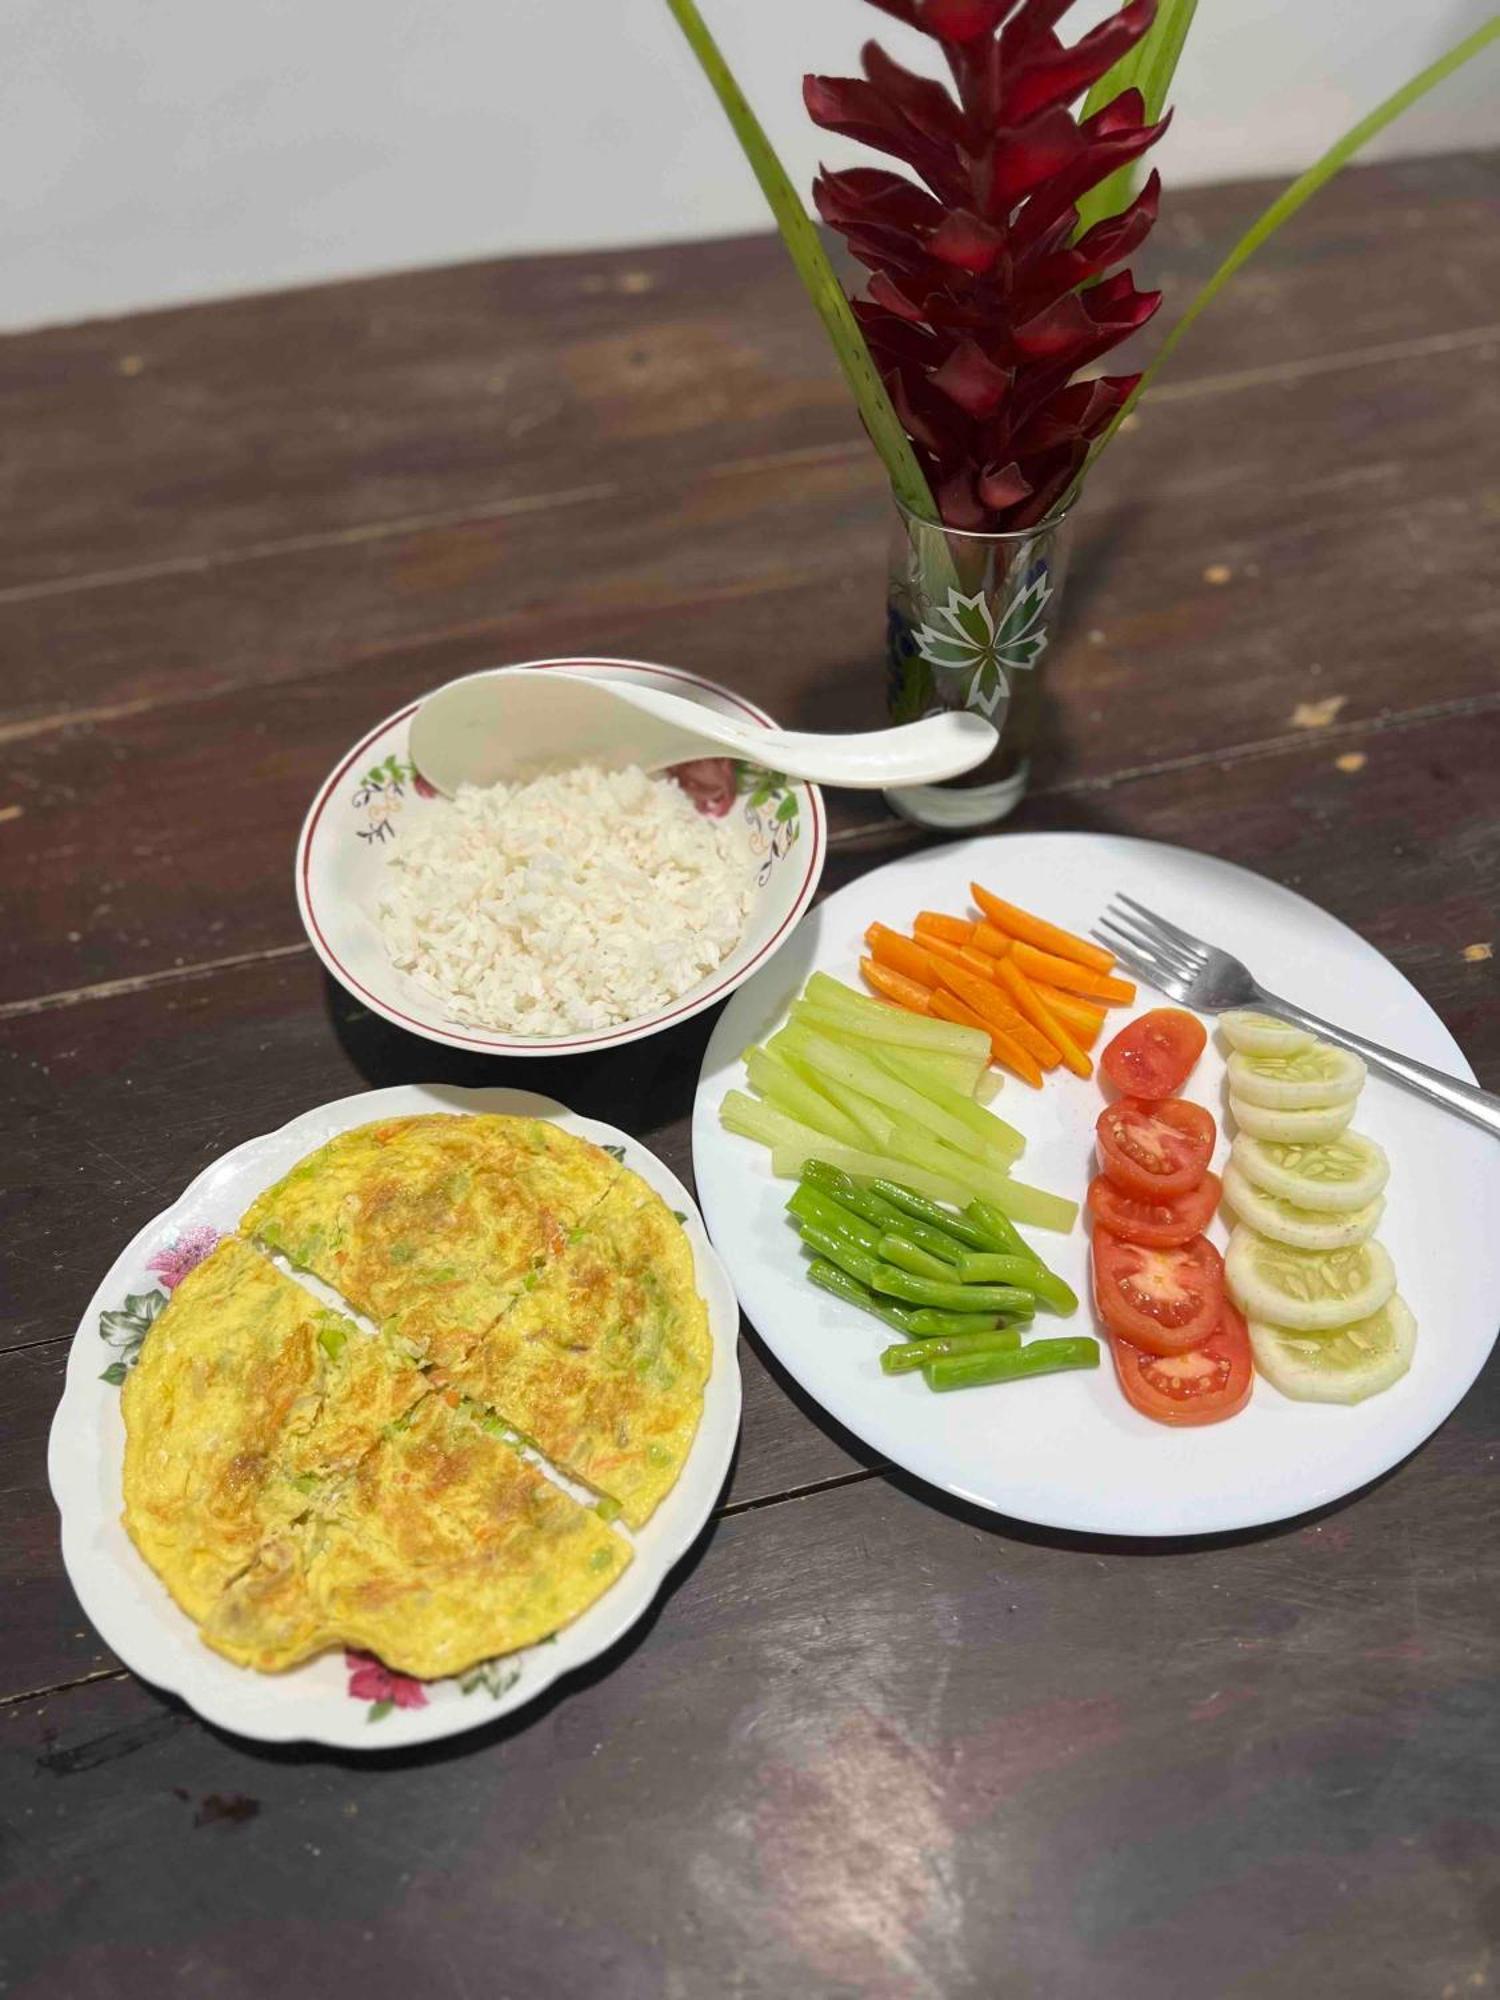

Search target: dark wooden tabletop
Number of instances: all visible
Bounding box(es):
[3,150,1498,1999]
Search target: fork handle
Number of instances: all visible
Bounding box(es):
[1254,988,1500,1140]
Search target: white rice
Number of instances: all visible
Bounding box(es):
[377,764,757,1034]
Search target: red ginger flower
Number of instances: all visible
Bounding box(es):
[806,0,1168,531]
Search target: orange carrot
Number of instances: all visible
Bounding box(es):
[995,958,1093,1079]
[865,923,942,989]
[934,962,1062,1070]
[1034,985,1105,1047]
[969,922,1014,959]
[970,884,1115,974]
[860,956,933,1014]
[1010,941,1136,1005]
[917,931,1003,982]
[914,911,976,946]
[930,988,1043,1088]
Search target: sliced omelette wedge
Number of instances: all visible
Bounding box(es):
[121,1236,425,1630]
[239,1113,621,1372]
[446,1169,712,1529]
[300,1396,631,1679]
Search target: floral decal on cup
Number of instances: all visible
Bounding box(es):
[99,1225,222,1384]
[910,570,1052,719]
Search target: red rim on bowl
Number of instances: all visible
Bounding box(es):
[295,658,829,1054]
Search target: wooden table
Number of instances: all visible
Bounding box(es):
[3,151,1498,1998]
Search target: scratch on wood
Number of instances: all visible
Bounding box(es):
[0,942,312,1019]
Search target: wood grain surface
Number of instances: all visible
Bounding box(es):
[2,152,1498,2000]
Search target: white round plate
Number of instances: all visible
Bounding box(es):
[296,657,827,1056]
[692,831,1499,1538]
[50,1085,742,1749]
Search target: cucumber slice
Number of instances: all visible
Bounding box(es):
[1248,1295,1416,1404]
[1222,1162,1384,1250]
[1229,1094,1355,1143]
[1220,1010,1316,1057]
[1225,1224,1395,1331]
[1227,1044,1366,1110]
[1230,1131,1388,1212]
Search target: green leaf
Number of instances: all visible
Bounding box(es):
[99,1308,147,1345]
[671,1210,688,1223]
[367,1699,394,1722]
[775,795,798,823]
[603,1144,626,1162]
[993,572,1051,649]
[1076,0,1197,234]
[1092,16,1500,461]
[662,0,939,523]
[99,1361,129,1386]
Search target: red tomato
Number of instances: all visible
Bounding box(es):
[1108,1302,1253,1427]
[1087,1171,1222,1250]
[1096,1097,1216,1200]
[1091,1225,1225,1356]
[1101,1008,1208,1099]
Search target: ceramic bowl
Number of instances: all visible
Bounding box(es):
[296,657,827,1054]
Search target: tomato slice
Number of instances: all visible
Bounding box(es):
[1087,1171,1222,1249]
[1108,1302,1253,1426]
[1096,1097,1216,1199]
[1101,1008,1208,1099]
[1091,1225,1225,1355]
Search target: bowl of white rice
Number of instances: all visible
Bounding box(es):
[296,658,827,1054]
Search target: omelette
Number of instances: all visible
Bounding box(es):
[240,1114,621,1371]
[445,1168,712,1528]
[121,1237,424,1625]
[120,1113,709,1681]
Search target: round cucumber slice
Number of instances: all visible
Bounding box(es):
[1225,1224,1396,1331]
[1227,1044,1366,1110]
[1220,1010,1316,1057]
[1248,1295,1416,1404]
[1221,1162,1384,1250]
[1229,1094,1355,1142]
[1230,1131,1389,1212]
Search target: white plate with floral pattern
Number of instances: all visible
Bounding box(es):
[49,1085,742,1750]
[296,657,827,1056]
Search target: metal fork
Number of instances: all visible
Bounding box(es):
[1095,894,1500,1140]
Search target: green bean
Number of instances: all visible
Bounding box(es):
[906,1306,1029,1338]
[800,1164,964,1264]
[876,1234,955,1282]
[957,1252,1078,1315]
[923,1337,1101,1393]
[796,1220,1034,1314]
[868,1179,993,1251]
[786,1183,883,1252]
[952,1251,1038,1287]
[963,1197,1034,1262]
[795,1220,883,1289]
[805,1258,915,1337]
[881,1328,1023,1374]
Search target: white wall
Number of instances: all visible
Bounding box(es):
[4,0,1496,331]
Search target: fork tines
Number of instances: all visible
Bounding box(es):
[1092,896,1207,998]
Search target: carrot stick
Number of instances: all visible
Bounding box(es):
[969,923,1014,960]
[934,962,1061,1070]
[914,911,976,946]
[1010,941,1136,1005]
[930,988,1043,1088]
[995,958,1093,1079]
[865,923,942,989]
[1034,985,1105,1047]
[970,884,1115,974]
[860,956,934,1014]
[917,932,1003,982]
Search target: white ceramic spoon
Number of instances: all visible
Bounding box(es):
[409,665,998,794]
